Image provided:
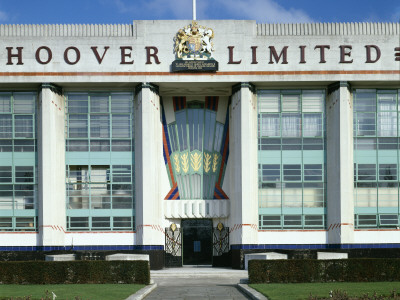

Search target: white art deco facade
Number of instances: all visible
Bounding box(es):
[0,20,399,268]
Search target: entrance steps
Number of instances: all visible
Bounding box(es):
[151,266,248,280]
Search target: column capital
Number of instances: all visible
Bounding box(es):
[41,83,62,96]
[328,81,351,95]
[135,82,159,96]
[232,82,256,96]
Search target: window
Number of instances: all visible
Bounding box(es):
[259,214,324,230]
[66,93,133,152]
[0,166,37,230]
[258,90,326,230]
[354,90,400,229]
[65,92,134,232]
[0,92,36,152]
[67,216,134,231]
[0,92,37,232]
[66,165,132,211]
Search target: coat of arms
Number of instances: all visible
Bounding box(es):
[174,21,215,60]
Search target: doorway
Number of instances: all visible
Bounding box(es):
[182,219,213,265]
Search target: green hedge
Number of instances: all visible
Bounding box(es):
[0,260,150,284]
[248,258,400,284]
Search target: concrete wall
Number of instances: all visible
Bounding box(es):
[38,84,66,246]
[0,21,398,83]
[326,82,354,244]
[229,83,259,245]
[134,83,164,246]
[258,230,327,244]
[65,232,135,246]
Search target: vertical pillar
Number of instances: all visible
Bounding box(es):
[38,83,66,246]
[229,83,259,248]
[134,83,164,247]
[326,81,354,244]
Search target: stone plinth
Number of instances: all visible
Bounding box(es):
[317,252,348,260]
[105,254,150,261]
[244,252,288,270]
[45,254,76,261]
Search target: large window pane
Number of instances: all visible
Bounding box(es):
[303,114,322,137]
[112,115,131,138]
[15,166,34,183]
[0,93,11,113]
[282,94,300,112]
[14,115,33,138]
[0,166,12,183]
[90,115,110,138]
[111,93,131,113]
[259,92,280,113]
[13,93,35,114]
[111,140,131,151]
[90,94,109,113]
[302,90,324,112]
[69,115,88,138]
[378,112,397,136]
[378,93,396,111]
[358,164,376,181]
[282,113,301,137]
[355,113,376,136]
[260,114,280,137]
[68,94,88,113]
[0,115,12,138]
[355,91,376,112]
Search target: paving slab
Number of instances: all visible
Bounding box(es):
[127,266,254,300]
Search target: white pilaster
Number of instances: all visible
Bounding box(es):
[38,83,66,246]
[326,81,354,244]
[229,83,259,245]
[135,83,164,246]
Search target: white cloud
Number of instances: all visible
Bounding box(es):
[213,0,314,23]
[0,10,8,22]
[109,0,313,22]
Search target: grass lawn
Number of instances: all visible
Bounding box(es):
[249,282,400,300]
[0,284,146,300]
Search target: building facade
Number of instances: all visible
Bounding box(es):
[0,20,399,268]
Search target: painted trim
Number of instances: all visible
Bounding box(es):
[41,82,62,95]
[231,243,400,250]
[205,96,219,111]
[173,96,186,111]
[328,81,351,94]
[134,82,159,96]
[0,70,399,77]
[0,245,163,251]
[213,107,230,200]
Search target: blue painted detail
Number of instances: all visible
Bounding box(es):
[168,185,179,200]
[220,109,229,157]
[230,244,400,250]
[214,187,224,199]
[161,103,172,165]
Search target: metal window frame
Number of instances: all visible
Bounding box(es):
[257,89,327,230]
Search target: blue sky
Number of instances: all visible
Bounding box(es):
[0,0,399,24]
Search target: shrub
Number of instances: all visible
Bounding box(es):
[248,258,400,284]
[0,260,150,285]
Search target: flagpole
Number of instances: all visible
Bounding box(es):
[193,0,196,20]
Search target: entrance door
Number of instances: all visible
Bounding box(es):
[182,219,212,265]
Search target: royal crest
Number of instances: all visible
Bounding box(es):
[174,21,215,60]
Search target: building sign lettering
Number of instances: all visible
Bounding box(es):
[2,44,399,67]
